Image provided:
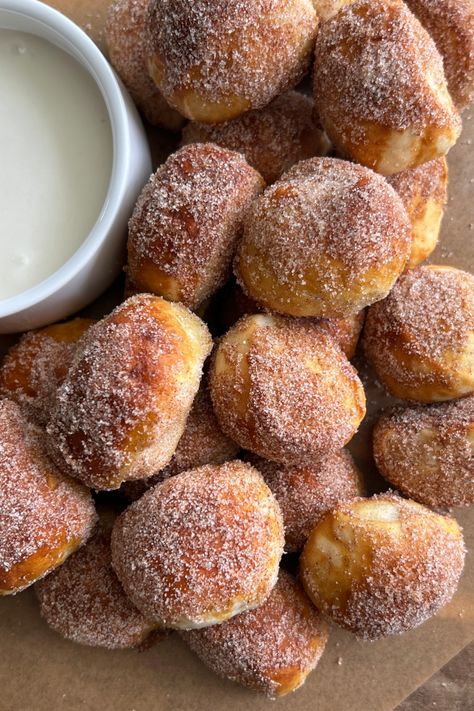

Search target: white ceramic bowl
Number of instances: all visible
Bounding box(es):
[0,0,152,333]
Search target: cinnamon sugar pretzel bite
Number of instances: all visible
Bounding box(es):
[300,494,465,639]
[404,0,474,110]
[181,92,331,184]
[127,143,264,310]
[247,450,362,552]
[235,157,411,318]
[182,571,329,697]
[209,314,366,465]
[0,317,94,425]
[47,294,212,490]
[105,0,184,129]
[363,265,474,402]
[145,0,318,123]
[0,400,97,595]
[111,460,284,629]
[373,397,474,508]
[314,0,461,175]
[388,157,448,268]
[36,528,163,649]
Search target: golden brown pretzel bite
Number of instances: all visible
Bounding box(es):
[209,314,366,465]
[373,398,474,508]
[388,158,448,268]
[145,0,318,123]
[182,571,329,698]
[235,157,411,318]
[0,318,94,425]
[363,265,474,402]
[314,0,461,175]
[111,461,284,629]
[181,92,331,184]
[0,400,97,595]
[47,294,212,490]
[404,0,474,110]
[127,143,264,310]
[300,494,465,639]
[246,450,362,552]
[105,0,185,129]
[36,529,163,649]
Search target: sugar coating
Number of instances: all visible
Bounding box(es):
[363,266,474,401]
[235,157,411,317]
[315,0,460,133]
[0,319,94,426]
[36,529,162,650]
[210,315,366,465]
[105,0,184,128]
[300,494,466,640]
[247,450,362,551]
[46,294,212,490]
[0,400,96,593]
[388,157,448,209]
[404,0,474,109]
[111,461,284,629]
[121,385,239,501]
[127,143,264,309]
[181,571,329,698]
[181,91,331,184]
[374,397,474,508]
[145,0,318,120]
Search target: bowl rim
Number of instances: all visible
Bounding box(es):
[0,0,130,319]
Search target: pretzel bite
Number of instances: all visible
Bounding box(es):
[111,461,284,629]
[404,0,474,110]
[247,450,362,552]
[121,385,239,500]
[235,157,411,318]
[0,318,94,425]
[127,143,264,310]
[182,571,328,697]
[363,265,474,402]
[181,92,331,184]
[145,0,318,123]
[0,400,96,595]
[314,0,461,175]
[388,158,448,268]
[373,398,474,508]
[210,315,366,466]
[36,529,163,649]
[105,0,184,129]
[47,295,212,491]
[300,494,465,640]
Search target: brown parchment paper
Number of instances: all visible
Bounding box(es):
[0,2,473,709]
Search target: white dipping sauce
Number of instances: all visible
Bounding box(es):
[0,30,113,300]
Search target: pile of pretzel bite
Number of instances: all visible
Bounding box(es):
[2,0,474,699]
